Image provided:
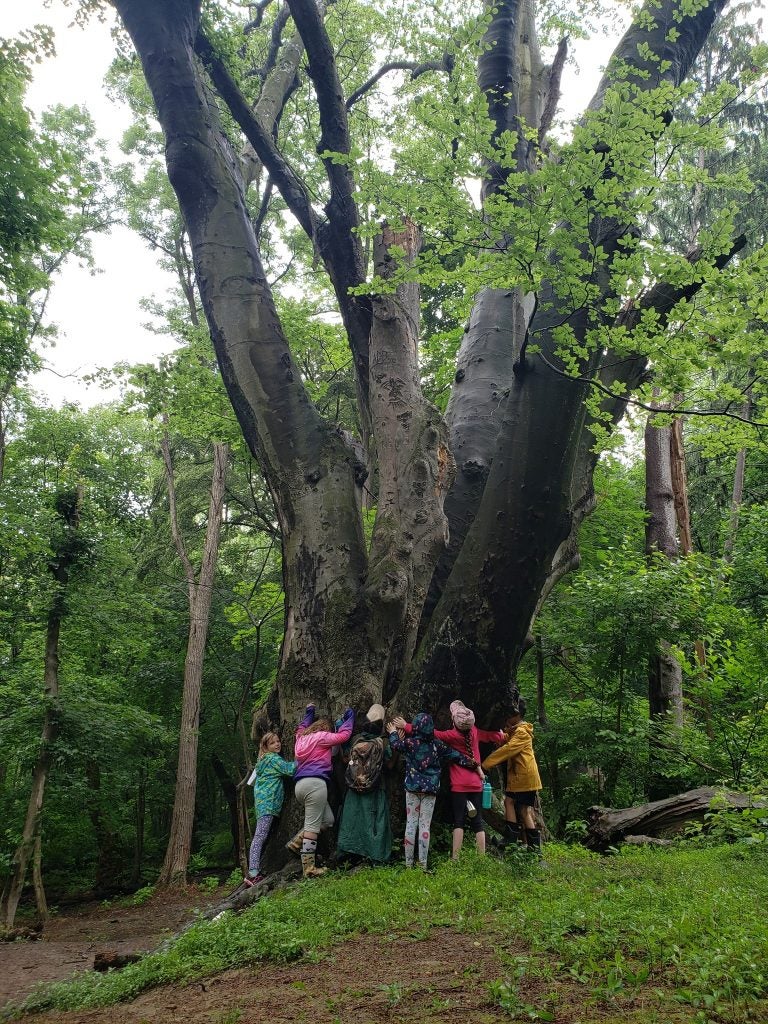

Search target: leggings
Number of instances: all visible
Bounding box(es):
[248,814,275,876]
[404,791,437,868]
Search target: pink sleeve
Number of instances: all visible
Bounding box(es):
[402,722,414,735]
[333,718,355,745]
[433,728,454,743]
[477,728,505,744]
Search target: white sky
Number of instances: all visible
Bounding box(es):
[0,0,178,407]
[1,0,626,409]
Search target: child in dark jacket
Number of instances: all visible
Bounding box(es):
[388,712,480,870]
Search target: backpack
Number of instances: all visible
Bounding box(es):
[344,736,385,792]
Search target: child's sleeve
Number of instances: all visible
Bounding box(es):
[476,727,506,745]
[388,730,405,752]
[278,757,297,776]
[482,731,528,770]
[296,705,316,735]
[437,739,474,768]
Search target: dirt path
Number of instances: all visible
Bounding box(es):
[13,927,537,1024]
[0,890,214,1012]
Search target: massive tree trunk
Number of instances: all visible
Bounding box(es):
[158,440,228,886]
[114,0,731,748]
[0,486,84,930]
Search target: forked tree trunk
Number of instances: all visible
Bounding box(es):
[212,754,247,871]
[158,440,228,886]
[0,486,84,930]
[114,0,731,752]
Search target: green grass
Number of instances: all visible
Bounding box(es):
[7,844,768,1022]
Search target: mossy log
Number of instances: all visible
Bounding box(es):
[585,786,767,851]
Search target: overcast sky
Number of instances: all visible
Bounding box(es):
[1,1,629,409]
[0,0,177,408]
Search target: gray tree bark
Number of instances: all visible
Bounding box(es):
[113,0,732,746]
[644,408,684,731]
[158,439,228,886]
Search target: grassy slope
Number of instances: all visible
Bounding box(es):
[9,844,768,1022]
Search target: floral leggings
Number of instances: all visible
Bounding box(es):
[248,814,275,876]
[404,791,437,868]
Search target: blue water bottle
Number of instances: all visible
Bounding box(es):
[482,778,493,810]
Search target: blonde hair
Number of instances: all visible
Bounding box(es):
[258,731,280,759]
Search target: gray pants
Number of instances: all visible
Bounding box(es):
[295,777,335,834]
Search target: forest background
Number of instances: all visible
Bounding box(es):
[1,0,768,920]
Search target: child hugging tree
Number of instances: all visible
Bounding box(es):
[244,731,296,885]
[482,694,543,855]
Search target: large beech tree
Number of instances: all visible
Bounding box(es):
[103,0,763,733]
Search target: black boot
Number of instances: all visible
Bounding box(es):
[493,822,523,849]
[525,828,543,858]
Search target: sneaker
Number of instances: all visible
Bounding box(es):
[244,874,265,887]
[466,800,477,819]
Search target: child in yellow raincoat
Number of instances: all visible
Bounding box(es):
[481,694,543,854]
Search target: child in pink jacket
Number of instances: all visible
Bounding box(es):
[289,703,355,878]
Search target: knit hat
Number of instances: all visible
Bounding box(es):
[450,700,475,730]
[366,703,386,723]
[412,712,434,737]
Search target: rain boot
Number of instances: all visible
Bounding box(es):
[301,852,327,878]
[492,822,523,849]
[525,828,543,858]
[285,829,304,855]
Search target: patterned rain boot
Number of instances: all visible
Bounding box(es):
[301,852,328,878]
[285,830,304,855]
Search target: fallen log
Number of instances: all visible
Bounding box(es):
[585,786,767,852]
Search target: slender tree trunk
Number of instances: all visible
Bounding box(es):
[31,827,48,925]
[158,441,228,887]
[131,767,146,887]
[86,760,121,893]
[723,387,752,562]
[0,487,83,930]
[644,410,684,729]
[211,754,247,871]
[535,634,549,729]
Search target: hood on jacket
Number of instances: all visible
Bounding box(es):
[412,712,434,737]
[507,721,534,741]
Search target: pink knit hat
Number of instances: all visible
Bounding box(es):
[450,700,475,730]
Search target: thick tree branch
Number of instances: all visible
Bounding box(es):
[345,58,448,109]
[194,33,318,241]
[538,36,568,147]
[365,222,454,698]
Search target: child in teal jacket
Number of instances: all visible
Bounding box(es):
[244,732,296,883]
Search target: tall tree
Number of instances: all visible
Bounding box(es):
[158,436,228,885]
[1,485,86,929]
[85,0,765,755]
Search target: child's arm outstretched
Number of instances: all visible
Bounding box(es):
[482,729,530,770]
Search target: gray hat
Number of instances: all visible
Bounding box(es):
[366,703,386,723]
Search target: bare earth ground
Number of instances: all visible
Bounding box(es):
[0,895,703,1024]
[0,891,213,1012]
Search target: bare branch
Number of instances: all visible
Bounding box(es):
[538,36,568,147]
[244,0,276,34]
[345,57,448,110]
